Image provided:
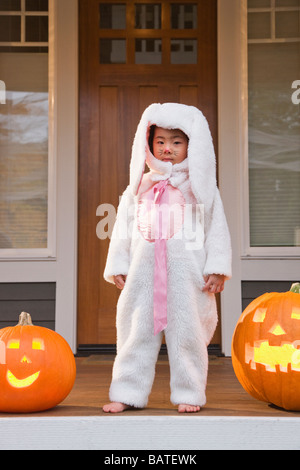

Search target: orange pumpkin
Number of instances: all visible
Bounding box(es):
[232,283,300,411]
[0,312,76,413]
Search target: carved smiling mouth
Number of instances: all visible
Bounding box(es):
[7,370,40,388]
[246,341,300,373]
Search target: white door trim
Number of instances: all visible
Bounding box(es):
[218,0,244,356]
[54,0,78,352]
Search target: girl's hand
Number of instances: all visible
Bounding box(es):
[113,274,127,290]
[202,274,226,294]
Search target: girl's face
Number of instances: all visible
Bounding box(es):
[152,127,188,165]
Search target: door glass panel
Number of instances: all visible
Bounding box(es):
[135,4,161,29]
[171,39,197,64]
[135,38,161,64]
[99,4,126,29]
[171,4,197,29]
[98,2,202,66]
[100,38,126,63]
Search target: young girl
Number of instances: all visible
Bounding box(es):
[102,103,232,413]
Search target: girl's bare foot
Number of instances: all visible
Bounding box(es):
[178,404,200,413]
[103,402,131,413]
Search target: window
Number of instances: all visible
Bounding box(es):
[171,3,197,29]
[135,38,162,64]
[98,2,198,65]
[99,3,126,29]
[247,0,300,250]
[170,38,197,64]
[100,38,126,63]
[0,0,55,257]
[135,4,161,29]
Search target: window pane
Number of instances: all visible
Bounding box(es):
[248,13,271,40]
[25,0,48,11]
[135,4,161,29]
[276,11,300,39]
[100,38,126,63]
[135,39,161,64]
[0,16,21,41]
[171,39,197,64]
[248,43,300,247]
[248,0,270,7]
[0,0,21,10]
[0,53,48,249]
[276,0,300,6]
[99,4,126,29]
[26,16,48,42]
[171,4,197,29]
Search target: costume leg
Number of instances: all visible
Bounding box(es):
[108,261,163,408]
[109,328,163,408]
[164,277,217,407]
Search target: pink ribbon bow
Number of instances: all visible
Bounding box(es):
[152,180,169,335]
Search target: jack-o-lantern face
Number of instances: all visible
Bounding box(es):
[0,313,76,413]
[232,286,300,411]
[245,307,300,373]
[3,337,45,389]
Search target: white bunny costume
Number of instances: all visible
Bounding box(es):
[104,103,232,408]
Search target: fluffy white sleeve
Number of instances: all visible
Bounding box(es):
[203,189,232,279]
[103,186,134,284]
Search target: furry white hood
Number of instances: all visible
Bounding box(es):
[130,103,217,212]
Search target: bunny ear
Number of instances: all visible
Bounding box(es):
[129,103,218,211]
[129,104,161,196]
[187,109,217,212]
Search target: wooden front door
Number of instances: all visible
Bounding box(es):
[78,0,219,350]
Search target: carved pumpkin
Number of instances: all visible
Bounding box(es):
[0,312,76,413]
[232,284,300,410]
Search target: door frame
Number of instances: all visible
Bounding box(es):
[63,0,246,355]
[217,0,243,356]
[77,0,220,350]
[54,0,78,352]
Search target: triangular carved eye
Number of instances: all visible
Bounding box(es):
[269,322,286,336]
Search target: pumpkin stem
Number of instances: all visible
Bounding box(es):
[290,283,300,294]
[18,312,33,326]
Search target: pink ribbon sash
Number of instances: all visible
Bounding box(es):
[137,179,185,335]
[153,180,169,335]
